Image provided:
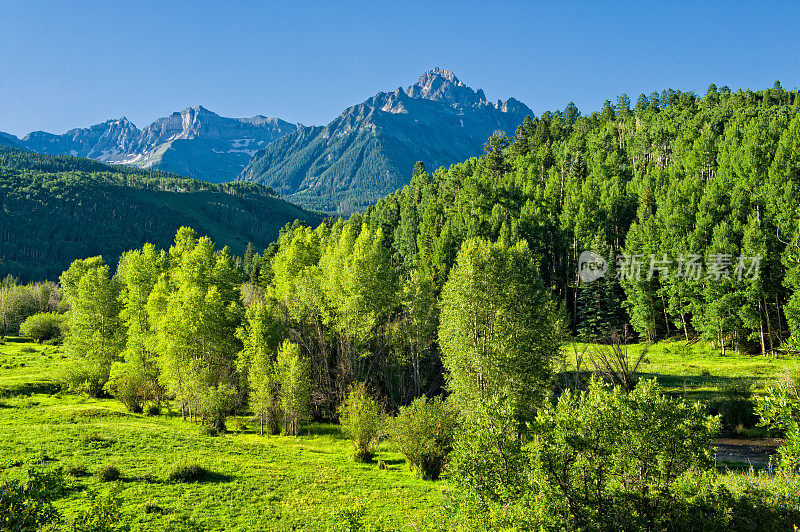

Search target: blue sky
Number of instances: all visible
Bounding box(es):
[1,0,799,136]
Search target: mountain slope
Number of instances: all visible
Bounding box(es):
[240,68,533,213]
[21,106,302,182]
[0,132,23,149]
[0,147,323,282]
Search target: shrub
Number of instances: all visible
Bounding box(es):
[446,378,720,530]
[198,384,237,433]
[66,462,90,477]
[529,379,719,530]
[81,433,114,447]
[339,383,383,462]
[145,404,161,416]
[0,465,65,530]
[95,464,120,482]
[167,464,212,483]
[104,362,145,413]
[445,397,530,527]
[141,502,167,514]
[756,369,800,470]
[333,501,366,531]
[19,312,64,343]
[389,395,458,480]
[70,484,127,532]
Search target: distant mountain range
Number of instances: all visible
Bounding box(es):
[4,107,302,183]
[2,68,533,213]
[240,68,533,212]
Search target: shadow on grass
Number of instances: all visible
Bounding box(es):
[554,370,764,399]
[303,423,346,439]
[0,381,62,398]
[167,465,234,484]
[3,337,33,344]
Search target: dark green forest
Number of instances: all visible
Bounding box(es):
[0,147,323,282]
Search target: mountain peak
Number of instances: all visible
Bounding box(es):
[407,68,486,107]
[184,105,217,117]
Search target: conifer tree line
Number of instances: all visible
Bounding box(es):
[40,82,800,424]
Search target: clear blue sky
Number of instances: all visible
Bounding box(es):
[1,0,799,136]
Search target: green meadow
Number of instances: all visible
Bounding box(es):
[1,336,796,530]
[0,338,442,531]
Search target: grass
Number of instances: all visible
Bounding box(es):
[1,338,798,530]
[0,336,67,397]
[0,342,443,531]
[560,339,800,400]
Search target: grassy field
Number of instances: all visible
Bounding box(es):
[560,340,800,400]
[0,338,442,531]
[1,337,798,530]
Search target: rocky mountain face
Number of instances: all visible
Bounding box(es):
[20,107,302,182]
[240,68,533,213]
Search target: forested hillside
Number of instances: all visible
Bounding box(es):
[0,147,323,281]
[354,82,800,353]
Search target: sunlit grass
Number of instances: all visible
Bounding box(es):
[560,339,800,399]
[0,342,443,531]
[2,338,798,529]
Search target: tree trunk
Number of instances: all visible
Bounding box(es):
[758,299,766,355]
[680,310,689,341]
[764,296,775,353]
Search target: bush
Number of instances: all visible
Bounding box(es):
[0,464,65,530]
[446,378,720,530]
[339,383,383,462]
[19,312,64,343]
[198,384,237,433]
[95,464,120,482]
[333,501,367,531]
[167,464,213,483]
[81,433,114,447]
[70,484,128,532]
[66,462,90,477]
[530,379,718,530]
[145,404,161,416]
[141,501,167,514]
[389,395,459,480]
[756,369,800,470]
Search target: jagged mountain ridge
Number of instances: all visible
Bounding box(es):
[20,106,303,182]
[239,68,533,213]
